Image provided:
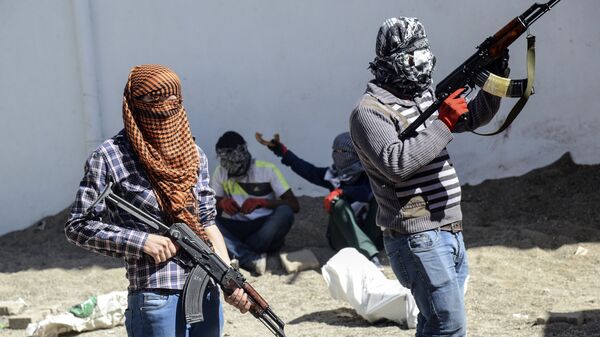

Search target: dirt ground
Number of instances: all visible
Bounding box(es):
[1,152,599,337]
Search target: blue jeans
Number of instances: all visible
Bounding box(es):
[125,286,223,337]
[384,229,469,337]
[216,205,294,266]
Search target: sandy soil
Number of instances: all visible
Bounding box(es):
[1,152,599,337]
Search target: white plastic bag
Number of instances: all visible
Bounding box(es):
[26,291,127,337]
[321,248,419,328]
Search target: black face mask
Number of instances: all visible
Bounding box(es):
[331,132,364,183]
[217,144,252,177]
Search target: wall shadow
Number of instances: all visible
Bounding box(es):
[0,207,123,272]
[1,153,598,272]
[461,153,600,250]
[0,196,338,272]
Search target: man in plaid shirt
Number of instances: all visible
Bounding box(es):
[66,65,250,337]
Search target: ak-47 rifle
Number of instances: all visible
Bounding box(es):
[399,0,563,140]
[85,182,286,337]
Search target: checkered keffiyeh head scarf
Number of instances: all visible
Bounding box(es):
[369,17,436,95]
[330,132,364,184]
[122,64,209,243]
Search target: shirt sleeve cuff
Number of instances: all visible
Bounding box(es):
[202,221,216,228]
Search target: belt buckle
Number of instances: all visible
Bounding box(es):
[449,222,460,234]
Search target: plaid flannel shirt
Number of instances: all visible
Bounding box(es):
[65,130,217,290]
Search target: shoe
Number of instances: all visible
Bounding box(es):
[249,253,267,276]
[230,258,239,269]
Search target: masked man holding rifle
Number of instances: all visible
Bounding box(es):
[350,18,510,336]
[65,64,251,337]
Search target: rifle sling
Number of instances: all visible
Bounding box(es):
[471,35,536,136]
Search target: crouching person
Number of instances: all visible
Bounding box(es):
[212,131,299,275]
[260,132,384,267]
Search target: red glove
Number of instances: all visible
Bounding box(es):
[438,88,469,131]
[241,198,270,214]
[217,198,240,215]
[323,189,343,213]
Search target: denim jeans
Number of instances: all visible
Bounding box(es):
[216,205,294,266]
[125,286,223,337]
[384,229,469,337]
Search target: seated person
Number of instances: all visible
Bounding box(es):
[212,131,300,275]
[259,132,383,267]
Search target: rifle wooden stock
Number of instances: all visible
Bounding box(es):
[243,283,270,315]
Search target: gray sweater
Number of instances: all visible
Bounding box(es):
[349,82,500,233]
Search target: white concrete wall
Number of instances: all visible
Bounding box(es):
[0,1,89,235]
[1,0,598,235]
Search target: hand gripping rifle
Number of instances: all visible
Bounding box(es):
[85,182,286,337]
[399,0,563,140]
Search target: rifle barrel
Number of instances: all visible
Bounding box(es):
[522,0,563,26]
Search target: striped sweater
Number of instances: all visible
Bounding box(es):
[349,82,500,233]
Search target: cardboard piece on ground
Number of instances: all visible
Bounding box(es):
[279,249,319,274]
[9,317,32,329]
[0,298,28,316]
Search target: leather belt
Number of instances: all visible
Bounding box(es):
[439,221,462,234]
[383,221,463,237]
[131,288,182,295]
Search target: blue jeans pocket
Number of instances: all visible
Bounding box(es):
[141,293,169,311]
[407,230,438,253]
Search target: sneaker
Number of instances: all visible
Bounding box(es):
[249,253,267,276]
[230,258,239,269]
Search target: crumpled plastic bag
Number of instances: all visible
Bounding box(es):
[26,291,127,337]
[321,248,419,328]
[68,296,97,318]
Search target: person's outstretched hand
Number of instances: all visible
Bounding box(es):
[255,132,287,157]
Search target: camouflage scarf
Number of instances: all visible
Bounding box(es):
[369,17,436,96]
[217,144,252,177]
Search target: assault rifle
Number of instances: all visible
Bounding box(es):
[399,0,563,140]
[85,182,286,337]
